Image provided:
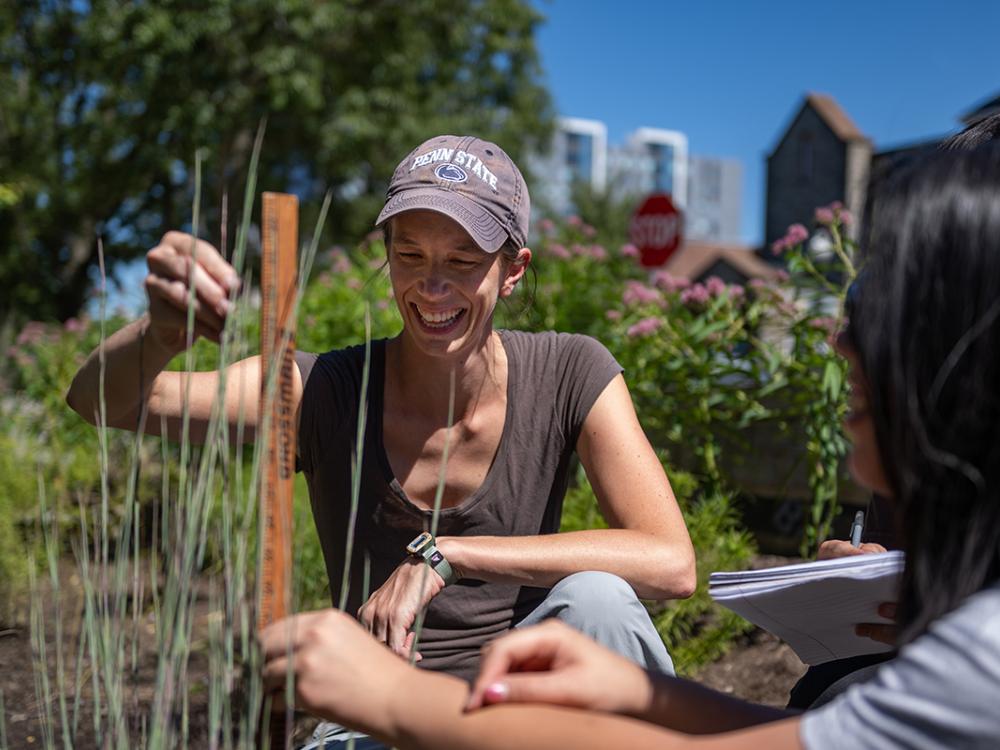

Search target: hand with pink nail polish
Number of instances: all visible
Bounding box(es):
[466,620,652,717]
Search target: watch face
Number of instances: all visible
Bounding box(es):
[406,531,433,555]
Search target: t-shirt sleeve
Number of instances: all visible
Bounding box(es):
[294,348,360,475]
[554,333,624,445]
[800,586,1000,749]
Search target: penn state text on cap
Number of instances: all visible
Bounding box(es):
[377,134,530,253]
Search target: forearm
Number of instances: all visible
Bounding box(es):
[437,529,695,599]
[381,669,679,750]
[66,315,181,426]
[633,671,795,734]
[380,669,798,750]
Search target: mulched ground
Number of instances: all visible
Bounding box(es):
[1,560,807,747]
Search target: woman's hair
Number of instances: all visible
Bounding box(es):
[852,140,1000,643]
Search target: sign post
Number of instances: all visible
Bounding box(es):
[630,193,683,267]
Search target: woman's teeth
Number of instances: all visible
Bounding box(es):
[418,307,462,327]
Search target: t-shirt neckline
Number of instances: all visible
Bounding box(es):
[372,330,516,518]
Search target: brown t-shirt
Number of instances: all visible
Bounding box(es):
[295,329,622,682]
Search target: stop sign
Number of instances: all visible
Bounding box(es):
[630,193,683,267]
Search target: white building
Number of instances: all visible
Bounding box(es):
[608,127,688,207]
[529,116,607,216]
[530,116,741,245]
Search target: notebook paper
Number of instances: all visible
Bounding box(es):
[710,551,904,665]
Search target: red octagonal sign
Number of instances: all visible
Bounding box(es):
[630,193,683,267]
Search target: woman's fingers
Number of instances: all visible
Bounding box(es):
[468,623,565,710]
[855,622,898,644]
[160,231,240,293]
[262,655,291,693]
[145,273,225,333]
[147,242,231,315]
[144,232,240,344]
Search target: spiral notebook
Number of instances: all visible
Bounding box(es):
[709,551,905,665]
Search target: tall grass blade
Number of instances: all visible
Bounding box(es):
[410,369,456,662]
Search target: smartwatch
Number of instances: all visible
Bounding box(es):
[406,531,458,585]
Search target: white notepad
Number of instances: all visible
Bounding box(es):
[709,551,904,665]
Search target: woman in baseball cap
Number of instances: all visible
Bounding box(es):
[67,133,696,746]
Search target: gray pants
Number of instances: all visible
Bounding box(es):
[514,570,674,674]
[302,571,672,749]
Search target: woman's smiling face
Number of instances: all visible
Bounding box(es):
[387,210,528,357]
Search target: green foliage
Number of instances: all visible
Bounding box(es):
[0,0,553,325]
[531,209,856,556]
[296,241,403,352]
[561,463,755,674]
[499,217,645,335]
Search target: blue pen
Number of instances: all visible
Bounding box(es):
[850,510,865,548]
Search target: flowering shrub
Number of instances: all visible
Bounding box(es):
[525,208,856,555]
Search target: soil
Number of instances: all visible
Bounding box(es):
[0,559,807,748]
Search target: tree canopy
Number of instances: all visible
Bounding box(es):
[0,0,553,324]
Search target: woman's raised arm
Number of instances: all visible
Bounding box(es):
[66,231,302,445]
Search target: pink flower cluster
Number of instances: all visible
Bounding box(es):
[771,223,810,255]
[681,283,710,306]
[626,316,662,338]
[16,321,48,346]
[650,270,690,293]
[809,316,838,334]
[620,243,640,259]
[329,248,352,274]
[547,243,571,260]
[705,276,727,296]
[815,200,853,227]
[570,243,608,260]
[622,280,664,308]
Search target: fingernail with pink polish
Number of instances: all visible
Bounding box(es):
[484,682,509,704]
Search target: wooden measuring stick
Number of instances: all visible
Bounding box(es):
[259,192,298,749]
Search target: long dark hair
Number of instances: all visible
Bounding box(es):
[852,140,1000,643]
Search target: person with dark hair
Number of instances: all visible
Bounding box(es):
[788,107,1000,711]
[942,112,1000,150]
[67,135,696,746]
[260,139,1000,748]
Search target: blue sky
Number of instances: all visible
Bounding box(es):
[531,0,1000,245]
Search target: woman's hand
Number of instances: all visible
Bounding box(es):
[358,558,445,659]
[817,539,898,644]
[856,602,898,645]
[816,539,887,559]
[261,609,410,732]
[466,620,651,716]
[144,231,240,351]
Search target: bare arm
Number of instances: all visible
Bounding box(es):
[437,375,696,600]
[261,611,804,750]
[65,231,302,444]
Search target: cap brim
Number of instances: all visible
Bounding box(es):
[376,188,508,253]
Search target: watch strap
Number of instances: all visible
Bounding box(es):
[418,542,458,585]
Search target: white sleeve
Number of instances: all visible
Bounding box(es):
[800,586,1000,750]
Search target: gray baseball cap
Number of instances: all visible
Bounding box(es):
[377,134,530,252]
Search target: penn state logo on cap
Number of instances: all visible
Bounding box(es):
[435,163,468,183]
